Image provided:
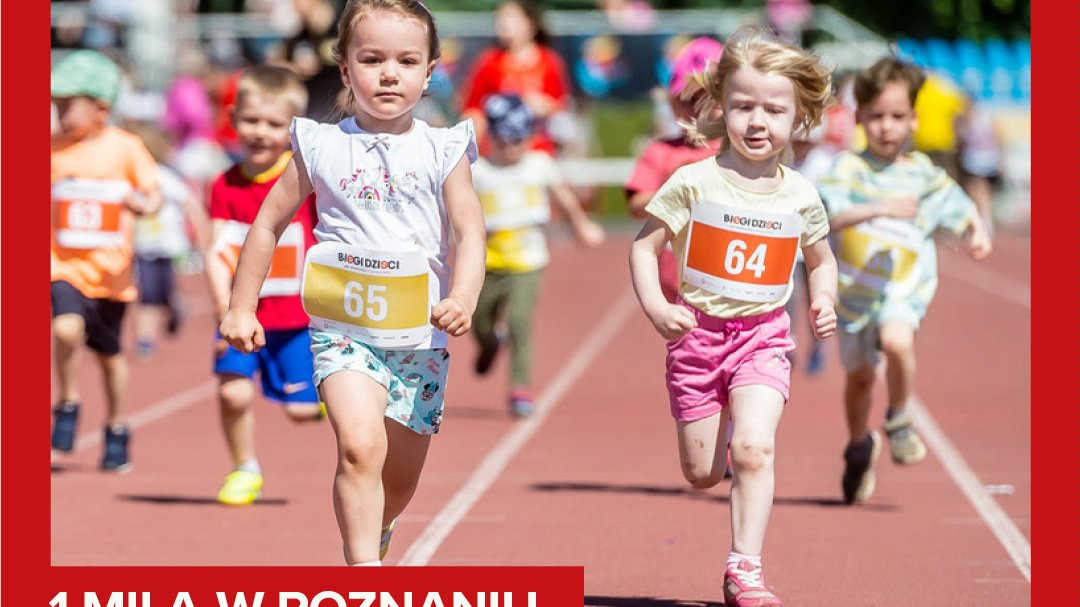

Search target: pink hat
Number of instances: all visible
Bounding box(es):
[668,37,724,96]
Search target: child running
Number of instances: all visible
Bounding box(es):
[50,50,163,472]
[818,57,992,505]
[219,0,485,565]
[629,25,837,606]
[471,92,605,417]
[205,65,323,506]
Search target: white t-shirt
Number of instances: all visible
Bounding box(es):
[134,164,193,258]
[290,116,478,349]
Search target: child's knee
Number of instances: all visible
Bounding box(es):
[337,429,387,472]
[846,366,876,391]
[52,315,85,345]
[879,325,914,356]
[681,459,723,489]
[730,436,774,473]
[284,403,322,422]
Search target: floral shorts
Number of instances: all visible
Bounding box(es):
[310,330,451,435]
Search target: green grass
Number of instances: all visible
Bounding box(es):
[583,100,652,217]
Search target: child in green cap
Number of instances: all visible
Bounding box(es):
[51,50,164,472]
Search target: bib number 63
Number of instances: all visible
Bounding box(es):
[344,281,388,322]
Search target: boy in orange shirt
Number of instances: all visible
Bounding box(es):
[51,50,163,472]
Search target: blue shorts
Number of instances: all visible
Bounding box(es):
[213,327,319,404]
[310,330,450,435]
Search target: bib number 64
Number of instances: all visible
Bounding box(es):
[724,239,767,279]
[344,281,388,322]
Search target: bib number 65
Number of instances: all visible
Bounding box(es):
[344,281,388,322]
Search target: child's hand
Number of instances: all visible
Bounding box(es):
[647,303,698,341]
[219,310,265,354]
[123,192,152,216]
[575,219,606,248]
[809,298,837,340]
[432,295,472,337]
[967,229,992,261]
[879,196,919,219]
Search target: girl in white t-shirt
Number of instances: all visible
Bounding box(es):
[629,25,838,606]
[219,0,486,566]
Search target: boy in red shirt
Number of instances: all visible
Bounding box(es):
[205,66,320,505]
[51,50,163,472]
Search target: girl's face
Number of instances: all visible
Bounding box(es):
[495,3,535,48]
[340,10,435,131]
[857,81,916,162]
[720,66,798,168]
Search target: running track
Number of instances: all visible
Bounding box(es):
[51,226,1030,606]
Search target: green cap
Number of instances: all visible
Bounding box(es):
[51,50,121,106]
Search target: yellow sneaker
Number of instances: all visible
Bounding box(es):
[379,519,397,560]
[217,470,264,505]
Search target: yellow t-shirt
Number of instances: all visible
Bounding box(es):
[646,158,829,318]
[912,74,967,153]
[51,127,160,301]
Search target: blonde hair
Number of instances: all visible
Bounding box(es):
[235,65,309,117]
[333,0,440,114]
[683,24,833,151]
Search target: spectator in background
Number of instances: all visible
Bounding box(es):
[912,71,966,180]
[460,0,572,156]
[764,0,813,45]
[596,0,656,32]
[162,73,233,197]
[956,98,1002,236]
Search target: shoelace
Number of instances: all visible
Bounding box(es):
[366,135,391,152]
[733,566,765,588]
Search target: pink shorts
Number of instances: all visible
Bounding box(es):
[665,303,795,422]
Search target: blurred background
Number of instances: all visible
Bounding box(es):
[50,0,1031,228]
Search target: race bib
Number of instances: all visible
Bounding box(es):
[301,242,433,348]
[682,202,802,303]
[53,178,131,249]
[214,220,304,297]
[837,217,923,292]
[480,184,551,231]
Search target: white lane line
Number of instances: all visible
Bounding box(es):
[63,379,217,453]
[399,286,639,566]
[909,397,1031,581]
[938,260,1030,309]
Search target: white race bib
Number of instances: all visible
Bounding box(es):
[213,221,305,297]
[837,217,923,293]
[301,242,433,348]
[682,202,802,303]
[480,184,551,231]
[53,178,132,249]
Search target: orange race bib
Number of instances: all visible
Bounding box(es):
[214,220,304,297]
[52,178,131,249]
[837,217,923,293]
[301,242,434,348]
[682,202,802,303]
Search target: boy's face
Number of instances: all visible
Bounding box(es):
[857,81,916,162]
[232,91,295,169]
[52,95,108,140]
[489,136,528,165]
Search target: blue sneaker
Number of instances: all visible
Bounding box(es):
[51,401,80,452]
[508,391,534,418]
[101,425,132,473]
[806,346,825,376]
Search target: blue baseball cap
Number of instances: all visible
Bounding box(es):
[483,93,536,143]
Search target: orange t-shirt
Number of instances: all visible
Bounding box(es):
[51,127,160,302]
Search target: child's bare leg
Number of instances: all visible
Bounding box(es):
[675,408,731,489]
[96,352,129,426]
[53,314,85,403]
[322,371,390,564]
[879,320,916,417]
[728,385,784,556]
[381,419,432,526]
[844,364,876,443]
[136,305,164,347]
[218,376,257,466]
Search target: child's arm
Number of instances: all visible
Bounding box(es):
[962,212,993,260]
[828,196,918,231]
[801,237,838,340]
[125,188,165,217]
[629,218,697,340]
[626,189,656,219]
[204,219,233,322]
[435,155,486,337]
[219,157,312,353]
[548,182,605,248]
[181,191,211,253]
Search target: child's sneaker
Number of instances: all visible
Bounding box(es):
[508,390,535,418]
[842,431,881,504]
[723,560,783,607]
[379,519,397,560]
[217,469,264,505]
[882,411,927,464]
[100,425,132,473]
[51,401,81,452]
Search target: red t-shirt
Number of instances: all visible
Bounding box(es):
[625,137,720,197]
[462,46,570,155]
[209,160,318,331]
